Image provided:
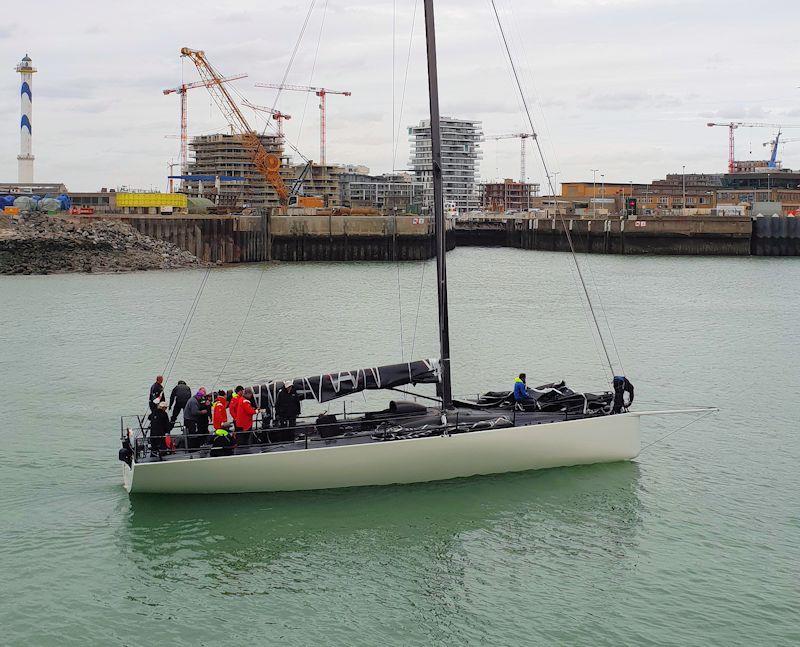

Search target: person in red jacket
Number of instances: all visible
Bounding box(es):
[229,385,244,429]
[211,390,228,431]
[234,388,258,445]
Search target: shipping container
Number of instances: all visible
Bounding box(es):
[115,193,187,208]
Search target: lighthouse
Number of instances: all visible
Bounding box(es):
[15,54,36,184]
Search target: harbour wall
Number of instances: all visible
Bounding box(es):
[77,213,799,262]
[750,215,800,256]
[269,214,451,261]
[79,213,447,263]
[455,215,800,257]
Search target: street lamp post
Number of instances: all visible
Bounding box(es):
[628,180,633,217]
[682,165,686,216]
[591,168,598,217]
[601,174,605,215]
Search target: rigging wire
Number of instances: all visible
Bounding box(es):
[409,260,427,359]
[162,266,212,384]
[297,0,329,144]
[574,228,627,375]
[392,0,405,361]
[161,6,319,391]
[501,0,562,176]
[269,0,318,116]
[488,0,616,382]
[211,269,268,391]
[391,0,420,168]
[638,409,718,454]
[395,0,423,359]
[492,0,626,377]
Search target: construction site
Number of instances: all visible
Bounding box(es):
[3,48,800,265]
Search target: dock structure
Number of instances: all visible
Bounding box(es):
[454,215,755,256]
[61,212,800,261]
[77,212,446,263]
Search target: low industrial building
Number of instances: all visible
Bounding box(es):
[69,190,117,213]
[0,182,67,195]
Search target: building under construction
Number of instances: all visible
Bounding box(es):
[481,179,539,212]
[288,163,343,207]
[182,133,284,209]
[181,133,346,209]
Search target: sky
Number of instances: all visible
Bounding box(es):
[0,0,798,192]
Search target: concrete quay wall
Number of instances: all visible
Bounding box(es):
[83,213,798,262]
[454,215,799,257]
[87,213,443,263]
[269,214,446,261]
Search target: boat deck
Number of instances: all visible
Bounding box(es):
[124,408,603,465]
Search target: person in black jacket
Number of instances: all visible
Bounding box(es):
[169,380,192,423]
[275,381,301,428]
[148,375,165,413]
[149,401,173,454]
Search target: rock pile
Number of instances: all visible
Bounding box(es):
[0,214,203,274]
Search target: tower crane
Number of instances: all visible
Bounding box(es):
[163,73,247,175]
[180,48,291,208]
[706,121,800,173]
[242,100,292,138]
[485,133,535,183]
[255,83,351,166]
[763,134,800,167]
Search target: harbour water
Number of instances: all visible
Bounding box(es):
[1,248,798,646]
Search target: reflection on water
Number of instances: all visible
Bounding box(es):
[123,462,642,584]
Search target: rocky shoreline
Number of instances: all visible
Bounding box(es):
[0,214,204,274]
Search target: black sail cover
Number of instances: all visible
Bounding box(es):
[252,358,440,410]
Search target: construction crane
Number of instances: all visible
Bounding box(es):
[179,48,291,209]
[254,83,351,166]
[242,100,292,138]
[706,121,800,173]
[163,73,247,175]
[763,134,800,167]
[485,133,535,183]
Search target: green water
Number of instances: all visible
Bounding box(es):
[1,248,798,646]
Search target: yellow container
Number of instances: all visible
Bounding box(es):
[3,206,20,215]
[115,193,187,208]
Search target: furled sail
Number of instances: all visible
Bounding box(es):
[253,358,440,408]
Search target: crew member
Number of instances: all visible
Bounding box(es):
[149,400,172,454]
[513,373,530,404]
[210,427,234,457]
[234,388,258,445]
[148,375,165,413]
[212,390,228,431]
[276,381,301,429]
[229,385,244,431]
[168,380,192,424]
[183,388,209,449]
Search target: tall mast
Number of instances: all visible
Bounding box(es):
[423,0,453,409]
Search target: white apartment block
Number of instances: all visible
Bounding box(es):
[409,117,483,213]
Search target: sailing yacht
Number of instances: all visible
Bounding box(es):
[118,0,689,495]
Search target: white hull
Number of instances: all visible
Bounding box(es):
[125,413,641,495]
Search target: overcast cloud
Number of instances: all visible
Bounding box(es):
[0,0,798,191]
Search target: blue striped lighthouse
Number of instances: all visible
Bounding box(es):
[15,54,36,184]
